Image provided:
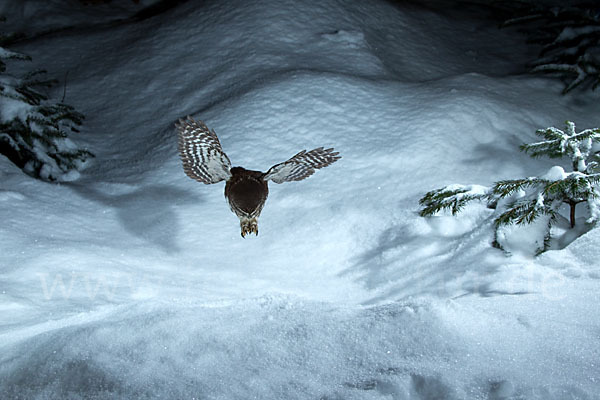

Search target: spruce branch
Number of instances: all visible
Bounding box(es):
[419,120,600,254]
[500,2,600,93]
[521,121,600,171]
[491,178,540,197]
[0,20,93,181]
[494,198,556,226]
[419,186,490,217]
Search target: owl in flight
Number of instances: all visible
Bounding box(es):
[176,116,341,237]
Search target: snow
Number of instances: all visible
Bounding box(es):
[1,0,600,398]
[557,26,600,43]
[541,165,567,181]
[445,184,489,196]
[0,80,34,123]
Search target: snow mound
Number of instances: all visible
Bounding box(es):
[541,165,567,181]
[1,0,599,398]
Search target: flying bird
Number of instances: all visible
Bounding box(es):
[176,116,340,237]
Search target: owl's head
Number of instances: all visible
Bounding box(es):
[230,166,265,178]
[230,166,248,174]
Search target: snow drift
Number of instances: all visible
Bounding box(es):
[0,0,599,398]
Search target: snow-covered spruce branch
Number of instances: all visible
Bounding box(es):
[494,197,557,227]
[419,185,490,217]
[0,23,92,181]
[521,121,600,172]
[492,177,540,198]
[500,3,600,93]
[419,121,600,254]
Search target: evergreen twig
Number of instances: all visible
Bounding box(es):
[419,120,600,254]
[0,20,93,181]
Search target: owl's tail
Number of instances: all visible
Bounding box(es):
[240,217,258,238]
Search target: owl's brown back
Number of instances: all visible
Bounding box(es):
[225,167,269,218]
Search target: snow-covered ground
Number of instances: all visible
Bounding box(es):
[1,0,599,398]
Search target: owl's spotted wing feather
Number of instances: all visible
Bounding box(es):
[176,116,232,184]
[264,147,341,184]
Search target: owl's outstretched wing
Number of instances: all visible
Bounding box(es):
[263,147,341,184]
[176,116,232,184]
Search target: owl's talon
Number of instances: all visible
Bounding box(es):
[240,218,258,238]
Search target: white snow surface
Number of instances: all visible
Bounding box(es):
[541,166,567,182]
[1,0,599,399]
